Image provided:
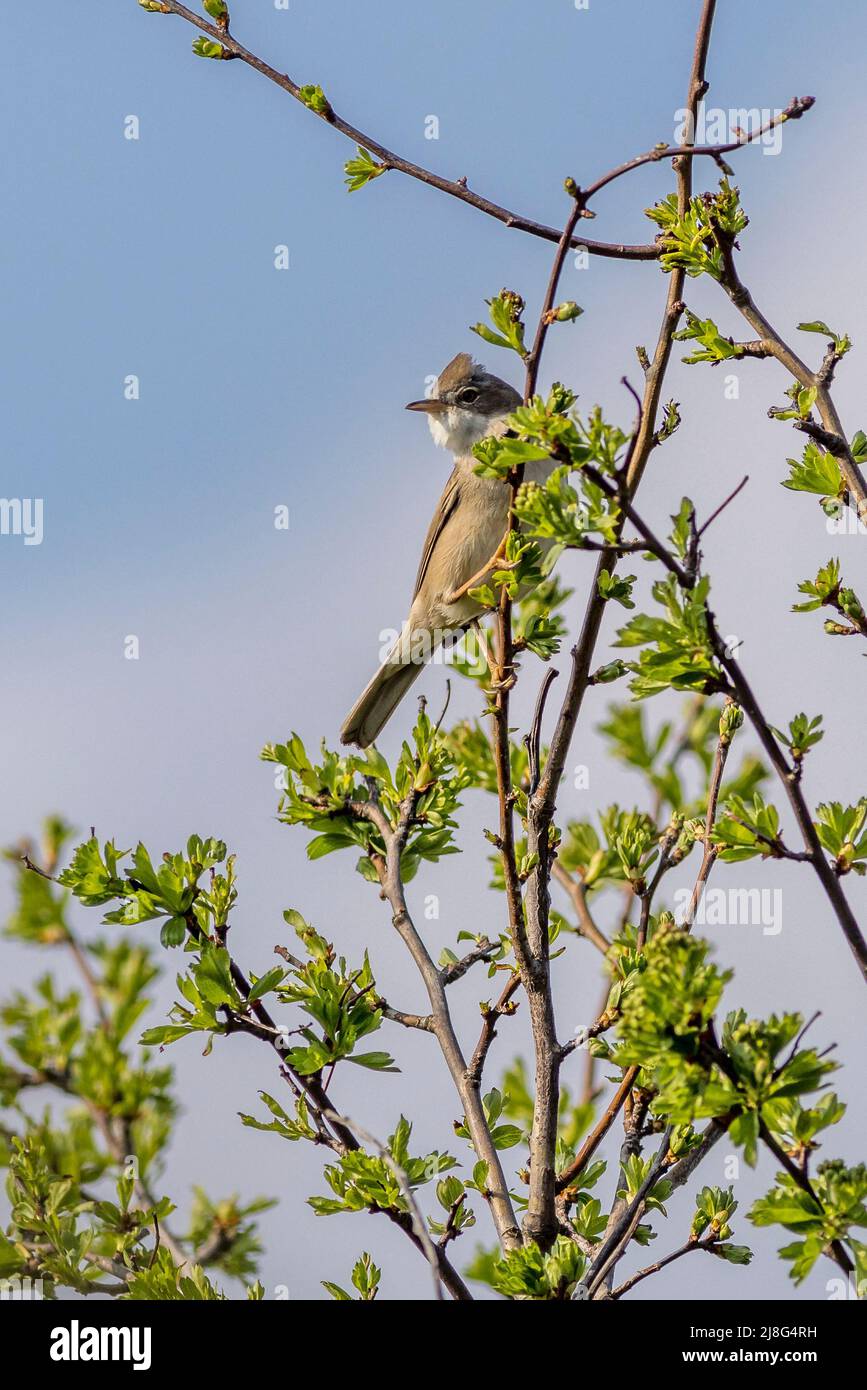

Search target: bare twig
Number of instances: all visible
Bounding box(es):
[156,2,655,262]
[466,972,522,1088]
[715,248,867,522]
[524,667,559,796]
[556,1067,639,1195]
[682,711,735,928]
[551,862,613,956]
[697,475,750,536]
[611,1235,717,1299]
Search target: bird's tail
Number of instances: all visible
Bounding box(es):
[340,650,424,749]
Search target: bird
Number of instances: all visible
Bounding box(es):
[340,351,553,749]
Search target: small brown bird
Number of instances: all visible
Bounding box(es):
[340,352,552,748]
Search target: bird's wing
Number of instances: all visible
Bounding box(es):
[412,467,462,602]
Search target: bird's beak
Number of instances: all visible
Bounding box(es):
[405,398,448,414]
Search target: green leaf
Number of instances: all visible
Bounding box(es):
[346,1050,399,1072]
[140,1024,195,1047]
[159,916,187,949]
[192,37,227,59]
[344,146,388,192]
[247,967,286,1003]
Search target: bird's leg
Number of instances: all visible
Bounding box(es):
[468,619,518,695]
[469,619,499,682]
[444,529,514,605]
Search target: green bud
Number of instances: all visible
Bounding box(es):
[553,300,583,323]
[203,0,229,17]
[719,702,744,745]
[139,0,170,10]
[299,84,333,117]
[582,849,607,888]
[192,36,227,58]
[548,381,577,414]
[564,176,580,198]
[591,660,627,685]
[839,587,865,621]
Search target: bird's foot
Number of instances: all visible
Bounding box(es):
[488,667,517,695]
[445,559,517,606]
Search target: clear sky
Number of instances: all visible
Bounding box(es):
[2,0,866,1301]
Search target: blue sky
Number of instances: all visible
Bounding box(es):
[2,0,866,1300]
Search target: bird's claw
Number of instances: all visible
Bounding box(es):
[488,669,517,695]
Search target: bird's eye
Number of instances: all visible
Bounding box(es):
[458,386,480,405]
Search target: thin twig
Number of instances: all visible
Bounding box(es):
[466,972,522,1088]
[156,2,655,261]
[322,1109,447,1301]
[551,862,613,956]
[524,668,558,796]
[697,475,750,536]
[556,1067,639,1195]
[682,714,734,929]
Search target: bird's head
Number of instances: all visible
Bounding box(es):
[406,352,521,456]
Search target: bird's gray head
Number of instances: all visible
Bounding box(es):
[406,352,521,456]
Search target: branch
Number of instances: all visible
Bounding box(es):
[715,248,867,522]
[577,95,814,206]
[637,819,680,948]
[551,442,867,984]
[585,1128,674,1296]
[156,2,655,261]
[523,196,587,397]
[368,793,523,1250]
[493,201,596,1252]
[698,1044,854,1280]
[524,667,559,797]
[681,711,735,928]
[757,1119,852,1276]
[535,0,718,824]
[610,1234,718,1299]
[440,939,498,986]
[466,971,521,1089]
[322,1109,468,1301]
[556,1067,639,1195]
[185,905,361,1156]
[551,862,612,956]
[706,618,867,982]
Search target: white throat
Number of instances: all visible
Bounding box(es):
[428,407,503,457]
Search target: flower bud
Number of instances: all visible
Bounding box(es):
[719,702,744,745]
